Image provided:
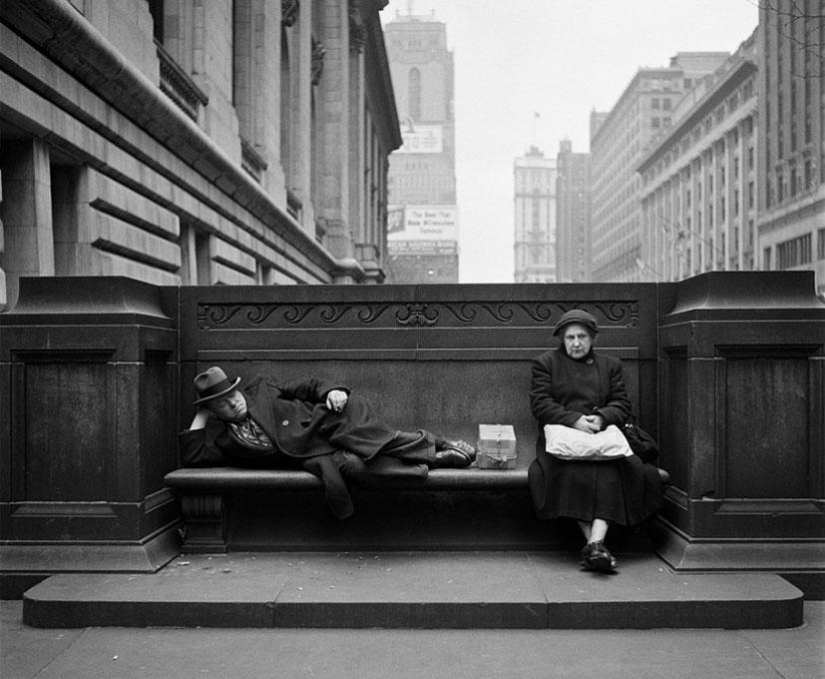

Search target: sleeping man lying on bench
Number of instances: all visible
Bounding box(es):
[180,366,477,519]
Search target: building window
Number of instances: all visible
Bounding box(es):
[777,233,812,269]
[651,98,660,109]
[148,0,164,43]
[763,246,772,270]
[409,68,421,121]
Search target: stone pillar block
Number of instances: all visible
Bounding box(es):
[656,271,825,573]
[0,277,181,590]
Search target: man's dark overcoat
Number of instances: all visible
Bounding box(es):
[180,374,397,468]
[528,347,662,526]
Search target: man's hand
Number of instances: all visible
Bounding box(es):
[326,389,348,413]
[573,414,603,434]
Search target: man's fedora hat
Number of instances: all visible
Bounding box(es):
[193,366,241,405]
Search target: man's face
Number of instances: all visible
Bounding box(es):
[562,323,594,360]
[208,389,248,422]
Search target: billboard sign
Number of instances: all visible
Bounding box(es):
[388,240,458,255]
[388,206,458,242]
[397,124,443,154]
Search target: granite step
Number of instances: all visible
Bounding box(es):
[22,551,803,630]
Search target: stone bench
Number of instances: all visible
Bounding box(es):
[163,284,660,554]
[164,465,538,553]
[2,274,823,594]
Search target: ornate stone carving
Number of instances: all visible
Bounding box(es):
[311,37,326,85]
[396,303,438,327]
[196,300,639,329]
[282,0,299,27]
[348,0,366,54]
[197,303,393,329]
[179,494,226,551]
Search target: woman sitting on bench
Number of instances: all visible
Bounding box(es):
[528,310,666,574]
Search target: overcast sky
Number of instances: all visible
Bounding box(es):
[380,0,759,283]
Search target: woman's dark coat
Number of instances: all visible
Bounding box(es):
[528,348,662,526]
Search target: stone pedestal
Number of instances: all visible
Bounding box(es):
[656,272,825,575]
[0,277,181,596]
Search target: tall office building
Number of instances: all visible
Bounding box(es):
[514,146,557,283]
[556,140,591,282]
[637,33,759,281]
[384,10,458,283]
[590,53,729,282]
[757,0,825,294]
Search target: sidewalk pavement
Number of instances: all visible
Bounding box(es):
[2,599,823,679]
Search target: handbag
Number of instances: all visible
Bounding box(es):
[622,420,660,464]
[544,424,633,461]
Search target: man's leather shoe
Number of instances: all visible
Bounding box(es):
[435,439,477,466]
[433,439,477,468]
[580,541,618,573]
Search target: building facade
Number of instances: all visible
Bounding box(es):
[383,10,458,283]
[757,0,825,295]
[555,139,591,283]
[514,146,557,283]
[0,0,401,310]
[590,53,729,282]
[637,33,759,281]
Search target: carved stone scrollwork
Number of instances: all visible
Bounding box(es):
[349,0,366,54]
[179,494,227,552]
[437,301,639,327]
[311,36,326,85]
[282,0,299,27]
[396,303,439,326]
[197,303,393,329]
[552,302,640,328]
[195,301,639,330]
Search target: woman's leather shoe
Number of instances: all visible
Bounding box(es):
[580,541,618,573]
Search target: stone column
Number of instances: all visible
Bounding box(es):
[0,139,55,310]
[316,0,352,265]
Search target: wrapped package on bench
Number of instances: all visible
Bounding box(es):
[477,424,517,469]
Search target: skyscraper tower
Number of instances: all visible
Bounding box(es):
[556,139,591,283]
[514,146,557,283]
[384,10,458,283]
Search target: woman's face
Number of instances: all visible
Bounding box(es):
[562,323,593,360]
